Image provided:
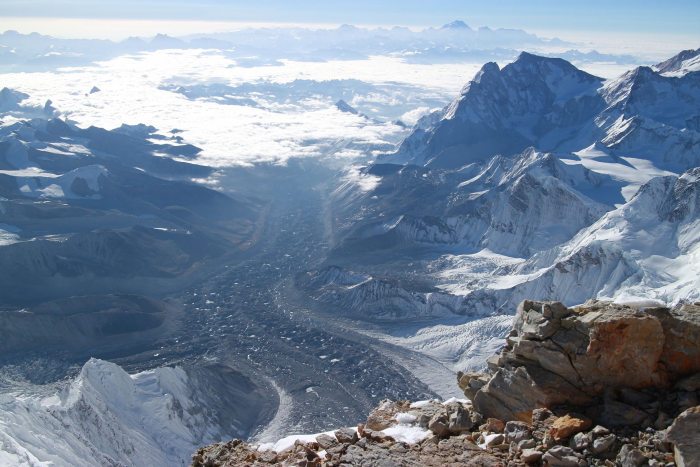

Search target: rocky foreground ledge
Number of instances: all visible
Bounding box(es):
[191,300,700,467]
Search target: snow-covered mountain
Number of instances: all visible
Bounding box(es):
[654,47,700,76]
[383,50,700,171]
[328,49,700,320]
[0,359,267,467]
[384,53,606,168]
[333,148,612,258]
[504,167,700,308]
[1,45,698,467]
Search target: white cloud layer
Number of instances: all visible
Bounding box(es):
[0,51,474,166]
[0,48,643,168]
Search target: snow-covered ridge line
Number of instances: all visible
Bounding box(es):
[0,359,263,467]
[384,49,700,171]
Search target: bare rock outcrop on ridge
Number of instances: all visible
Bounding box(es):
[459,300,700,423]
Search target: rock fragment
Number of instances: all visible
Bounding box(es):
[618,444,647,467]
[428,412,451,437]
[504,421,531,443]
[521,448,542,463]
[591,434,616,454]
[543,445,581,467]
[447,404,473,433]
[549,413,592,440]
[315,434,339,450]
[334,427,358,444]
[570,432,590,450]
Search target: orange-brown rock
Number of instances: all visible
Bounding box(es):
[648,304,700,379]
[364,399,411,431]
[549,413,592,440]
[581,308,666,390]
[484,418,505,433]
[468,300,700,423]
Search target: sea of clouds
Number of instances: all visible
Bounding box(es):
[0,24,680,169]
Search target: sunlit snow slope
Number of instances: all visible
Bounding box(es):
[0,359,264,467]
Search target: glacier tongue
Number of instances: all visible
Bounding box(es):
[0,358,256,467]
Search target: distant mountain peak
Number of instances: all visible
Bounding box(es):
[335,99,359,115]
[0,87,29,110]
[150,33,186,47]
[440,20,471,30]
[513,51,568,66]
[653,47,700,75]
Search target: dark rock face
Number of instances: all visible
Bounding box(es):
[463,300,700,423]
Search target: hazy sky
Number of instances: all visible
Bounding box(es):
[2,0,699,38]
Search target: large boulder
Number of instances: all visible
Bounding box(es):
[473,364,593,423]
[464,300,700,422]
[666,406,700,467]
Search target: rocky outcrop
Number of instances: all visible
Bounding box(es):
[460,300,700,423]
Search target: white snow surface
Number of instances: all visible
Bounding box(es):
[14,165,108,199]
[386,315,514,372]
[0,359,233,467]
[381,425,431,445]
[0,222,21,246]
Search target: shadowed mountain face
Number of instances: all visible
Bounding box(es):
[0,294,168,354]
[0,116,267,308]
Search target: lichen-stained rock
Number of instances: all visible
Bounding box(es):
[648,304,700,379]
[666,406,700,467]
